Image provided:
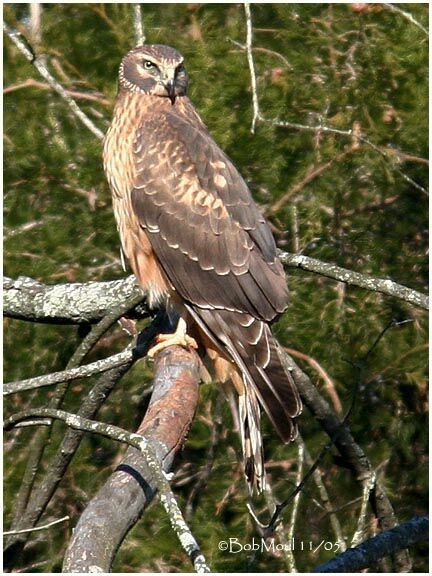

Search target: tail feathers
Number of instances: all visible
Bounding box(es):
[238,390,266,492]
[250,337,301,443]
[184,304,302,492]
[220,312,302,444]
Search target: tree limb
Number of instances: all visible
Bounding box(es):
[62,345,207,572]
[285,352,412,571]
[313,515,428,572]
[3,360,135,566]
[4,349,134,395]
[3,275,142,324]
[133,4,145,45]
[3,250,427,332]
[278,252,428,310]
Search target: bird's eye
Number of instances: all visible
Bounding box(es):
[143,60,155,70]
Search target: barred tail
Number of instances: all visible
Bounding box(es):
[187,305,302,491]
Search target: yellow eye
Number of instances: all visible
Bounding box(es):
[143,60,155,70]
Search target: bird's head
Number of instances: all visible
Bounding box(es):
[119,44,188,103]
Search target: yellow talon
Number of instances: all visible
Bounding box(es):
[147,317,198,358]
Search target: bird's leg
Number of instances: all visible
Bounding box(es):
[147,317,198,358]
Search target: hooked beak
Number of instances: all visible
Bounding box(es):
[165,79,176,105]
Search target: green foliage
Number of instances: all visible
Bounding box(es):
[4,3,428,572]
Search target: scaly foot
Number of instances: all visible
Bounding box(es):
[147,317,198,358]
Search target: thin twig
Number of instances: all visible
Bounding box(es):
[185,391,223,520]
[3,78,111,105]
[244,3,259,133]
[351,472,376,547]
[4,349,133,395]
[3,215,62,240]
[285,347,343,414]
[303,445,347,552]
[3,21,104,140]
[268,145,358,215]
[383,3,428,35]
[239,6,427,195]
[286,439,305,572]
[3,515,70,536]
[133,4,145,45]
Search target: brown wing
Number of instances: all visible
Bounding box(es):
[131,109,301,445]
[130,111,288,322]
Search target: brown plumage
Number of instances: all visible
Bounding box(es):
[103,44,302,491]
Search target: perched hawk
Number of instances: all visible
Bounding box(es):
[103,45,301,491]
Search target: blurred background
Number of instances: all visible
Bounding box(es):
[3,3,428,572]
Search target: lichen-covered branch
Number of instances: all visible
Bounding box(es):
[4,349,134,395]
[4,250,427,333]
[62,345,208,573]
[279,252,428,310]
[313,515,428,573]
[3,275,141,324]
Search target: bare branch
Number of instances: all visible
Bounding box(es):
[3,215,62,240]
[4,358,135,563]
[239,6,428,196]
[351,472,376,547]
[133,4,145,45]
[3,21,104,140]
[185,391,224,519]
[268,144,359,215]
[243,3,259,133]
[303,444,347,552]
[3,78,111,105]
[285,347,343,414]
[62,345,209,573]
[28,3,42,45]
[279,252,428,310]
[4,348,133,395]
[286,439,305,572]
[383,3,428,36]
[3,516,69,536]
[313,515,428,573]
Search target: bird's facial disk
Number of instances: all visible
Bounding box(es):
[120,45,189,102]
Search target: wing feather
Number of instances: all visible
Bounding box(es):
[131,112,287,321]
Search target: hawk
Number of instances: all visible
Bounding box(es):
[103,44,301,491]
